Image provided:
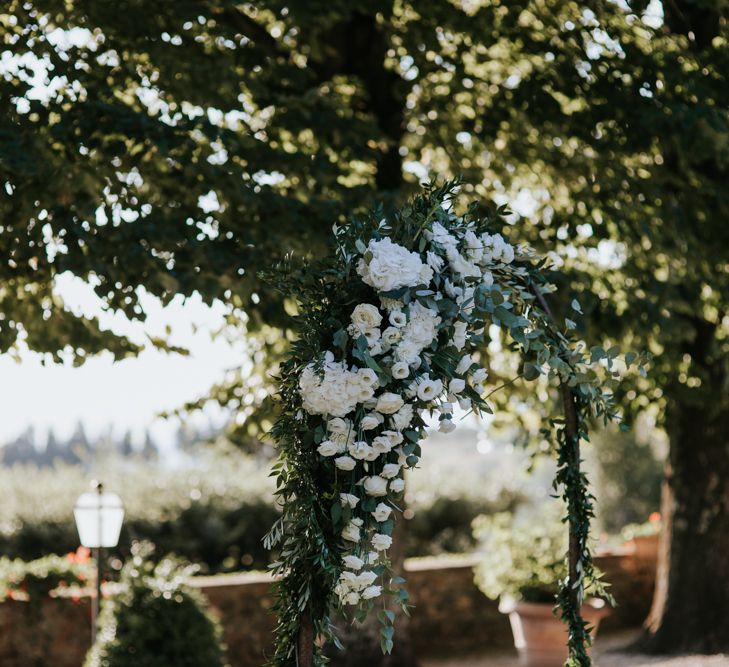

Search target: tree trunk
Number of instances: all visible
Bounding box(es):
[638,402,729,653]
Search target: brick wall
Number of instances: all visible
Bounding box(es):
[0,549,656,667]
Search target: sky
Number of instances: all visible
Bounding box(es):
[0,274,245,449]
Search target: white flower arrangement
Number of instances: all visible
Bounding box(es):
[266,183,645,664]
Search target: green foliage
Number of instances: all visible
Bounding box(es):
[0,550,93,607]
[84,543,225,667]
[473,508,567,604]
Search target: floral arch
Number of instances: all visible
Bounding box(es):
[264,182,644,667]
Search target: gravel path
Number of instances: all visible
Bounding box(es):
[421,632,729,667]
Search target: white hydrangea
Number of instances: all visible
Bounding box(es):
[357,237,424,292]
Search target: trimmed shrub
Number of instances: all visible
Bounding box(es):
[84,543,225,667]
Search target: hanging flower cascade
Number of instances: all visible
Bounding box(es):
[264,182,647,667]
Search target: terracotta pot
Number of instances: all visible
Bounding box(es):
[630,534,659,565]
[502,599,609,667]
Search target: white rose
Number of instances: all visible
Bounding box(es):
[361,585,383,600]
[449,378,466,394]
[356,237,424,292]
[360,413,382,431]
[372,435,394,455]
[342,591,360,605]
[376,392,404,414]
[391,361,410,380]
[452,321,468,351]
[349,441,374,461]
[417,377,443,402]
[382,430,404,446]
[348,303,383,337]
[380,463,401,479]
[363,476,389,497]
[390,478,406,493]
[391,404,414,431]
[335,455,356,471]
[355,570,378,587]
[342,522,361,542]
[340,493,360,508]
[317,440,341,457]
[456,354,473,375]
[343,555,364,570]
[372,503,393,522]
[439,419,456,434]
[372,533,393,551]
[389,310,407,328]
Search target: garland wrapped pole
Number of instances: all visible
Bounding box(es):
[264,181,648,667]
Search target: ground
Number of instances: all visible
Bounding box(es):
[422,632,729,667]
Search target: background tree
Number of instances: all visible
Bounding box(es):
[2,0,727,656]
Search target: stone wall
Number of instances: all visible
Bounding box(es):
[0,550,656,667]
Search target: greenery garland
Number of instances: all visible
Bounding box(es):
[264,182,647,666]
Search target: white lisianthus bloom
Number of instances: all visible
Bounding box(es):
[440,402,454,414]
[501,244,515,263]
[342,521,361,542]
[380,463,401,479]
[361,585,383,600]
[452,321,468,351]
[382,430,404,446]
[456,354,473,375]
[335,455,356,471]
[364,551,379,564]
[381,326,402,347]
[380,297,404,312]
[395,448,409,466]
[342,591,360,605]
[317,440,342,457]
[389,310,407,327]
[464,230,484,263]
[360,413,382,431]
[444,277,463,299]
[340,493,359,508]
[391,404,414,431]
[363,476,389,497]
[426,221,458,251]
[372,436,394,455]
[459,397,472,410]
[482,270,494,288]
[363,328,381,346]
[357,368,379,386]
[376,392,404,414]
[355,570,378,587]
[372,503,393,522]
[343,555,364,570]
[471,367,489,384]
[390,478,406,493]
[447,247,482,279]
[417,376,444,402]
[439,419,456,434]
[449,378,466,394]
[391,361,410,380]
[349,441,374,461]
[372,533,393,551]
[348,303,383,337]
[357,237,424,292]
[426,250,445,272]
